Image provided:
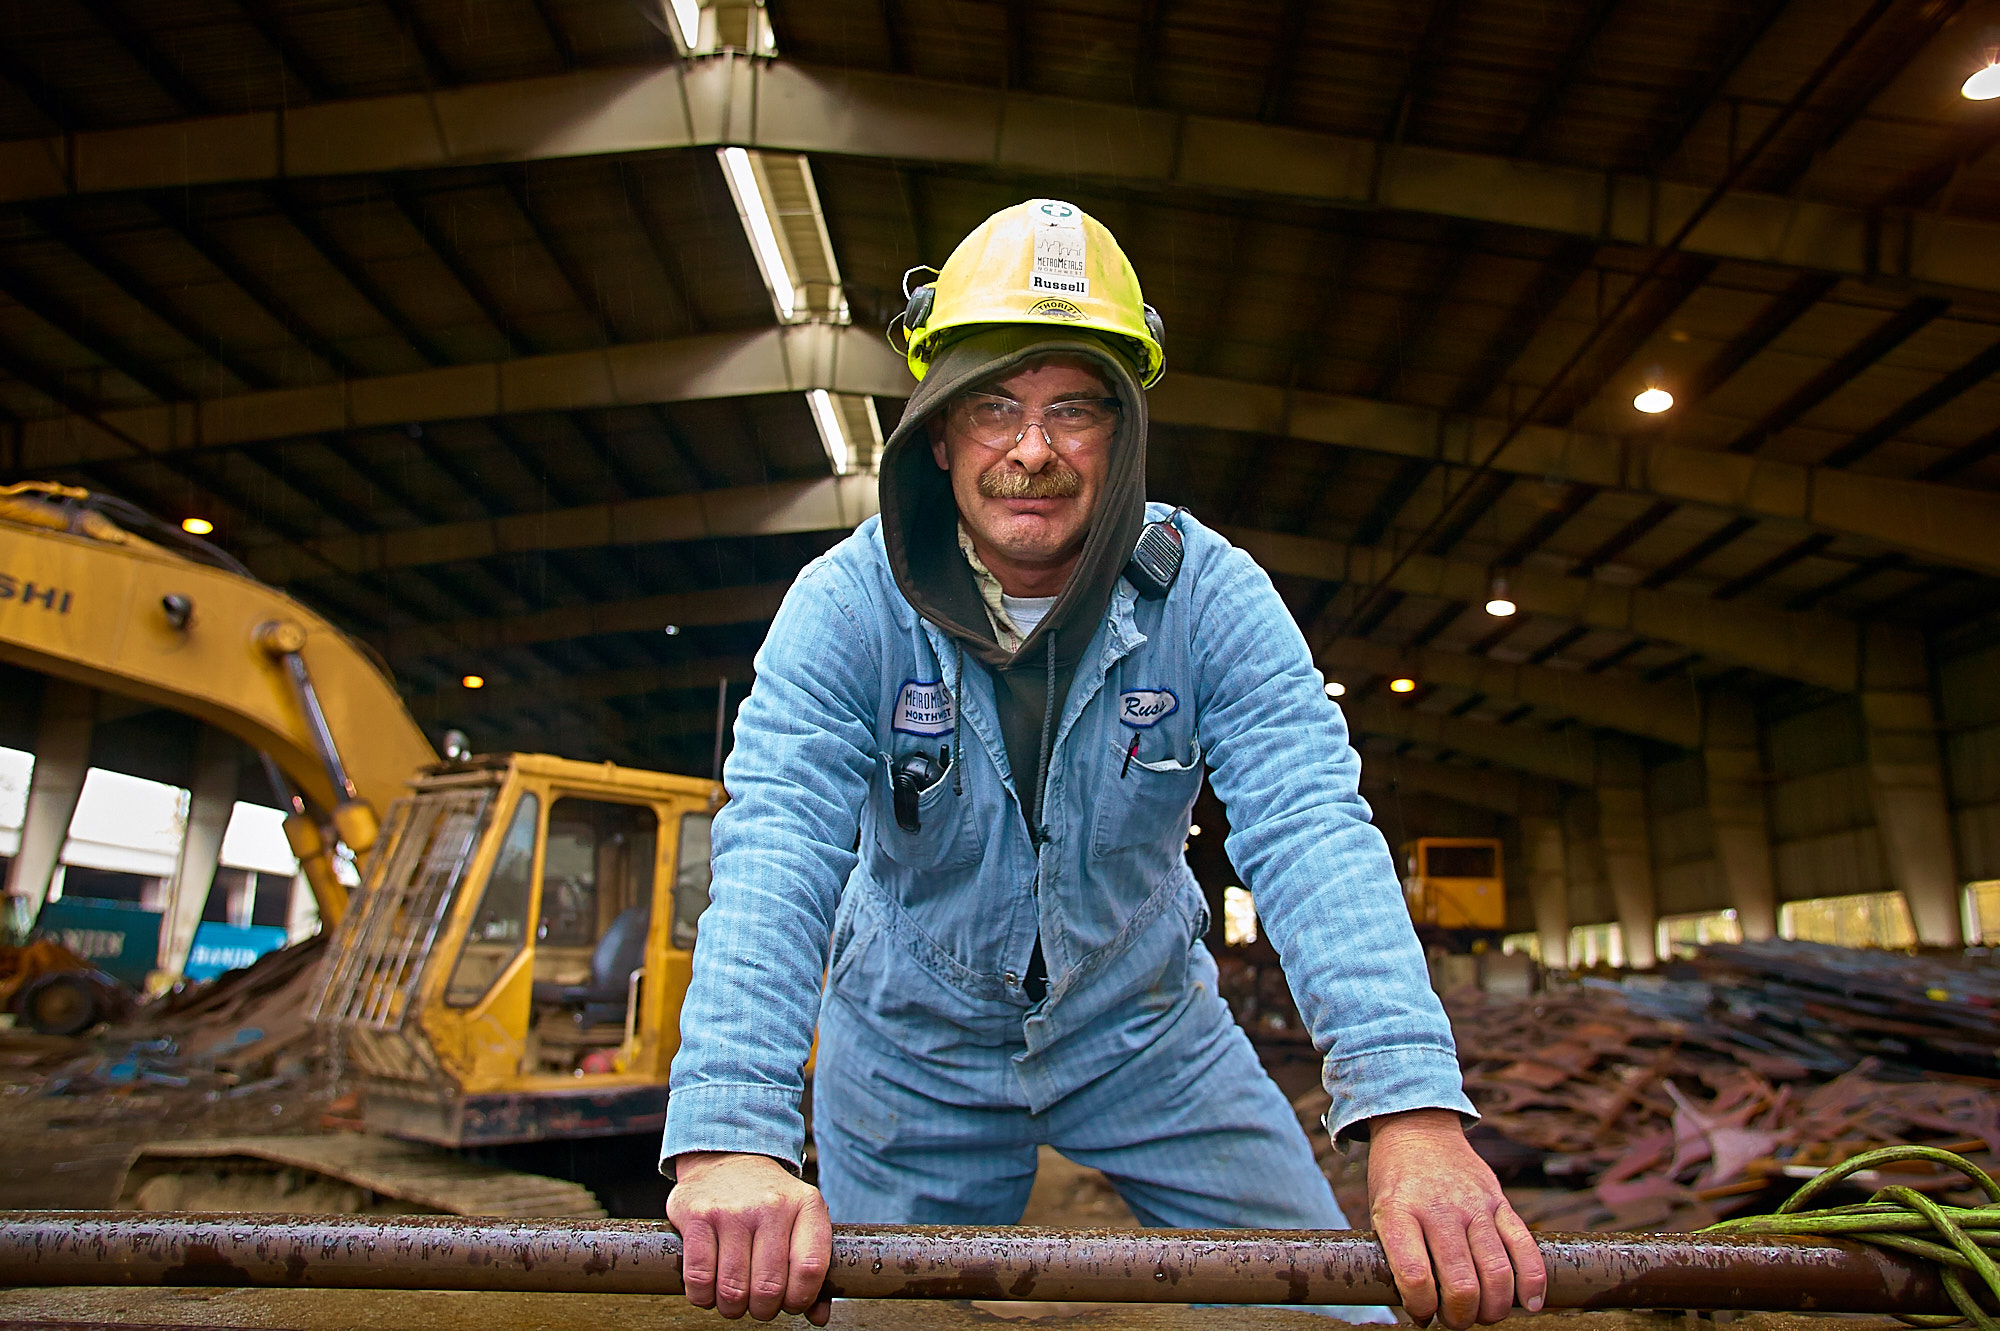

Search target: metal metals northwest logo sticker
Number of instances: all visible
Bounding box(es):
[892,679,955,736]
[1028,297,1085,321]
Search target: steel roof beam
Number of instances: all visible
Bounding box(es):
[1354,742,1559,818]
[406,654,757,718]
[7,57,2000,296]
[1319,637,1705,748]
[368,579,792,662]
[24,322,2000,578]
[1152,375,2000,578]
[242,473,879,583]
[19,321,907,463]
[1229,525,1873,693]
[258,478,1878,690]
[1345,697,1599,787]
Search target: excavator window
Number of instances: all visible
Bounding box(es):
[1425,843,1497,878]
[533,798,658,971]
[444,793,540,1006]
[522,798,661,1076]
[671,812,713,950]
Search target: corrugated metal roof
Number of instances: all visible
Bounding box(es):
[0,0,1997,772]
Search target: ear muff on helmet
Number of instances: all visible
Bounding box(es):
[1144,303,1165,352]
[887,266,941,356]
[906,284,936,332]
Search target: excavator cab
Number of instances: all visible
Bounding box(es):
[312,752,723,1149]
[1400,836,1506,932]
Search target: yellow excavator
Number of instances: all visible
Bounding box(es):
[0,482,723,1217]
[1400,836,1507,933]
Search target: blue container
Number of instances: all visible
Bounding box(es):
[185,922,290,981]
[34,897,162,988]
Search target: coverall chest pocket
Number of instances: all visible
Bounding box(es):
[872,749,980,872]
[1091,733,1203,857]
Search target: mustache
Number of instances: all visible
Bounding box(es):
[978,462,1083,499]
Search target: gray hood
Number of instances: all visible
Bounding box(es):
[876,325,1149,672]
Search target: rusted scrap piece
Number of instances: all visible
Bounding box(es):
[0,1214,1956,1314]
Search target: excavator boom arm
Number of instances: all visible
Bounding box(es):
[0,488,437,919]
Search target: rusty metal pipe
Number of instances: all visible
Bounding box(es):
[0,1214,1954,1314]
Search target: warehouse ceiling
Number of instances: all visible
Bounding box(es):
[3,0,2000,791]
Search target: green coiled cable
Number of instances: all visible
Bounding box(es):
[1702,1145,2000,1330]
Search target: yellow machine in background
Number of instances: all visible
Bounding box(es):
[318,751,719,1148]
[1401,836,1506,931]
[0,483,725,1215]
[0,482,435,931]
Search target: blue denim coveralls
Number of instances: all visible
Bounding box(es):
[662,506,1473,1274]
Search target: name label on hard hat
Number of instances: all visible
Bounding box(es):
[1030,199,1088,299]
[892,679,956,736]
[1118,688,1179,729]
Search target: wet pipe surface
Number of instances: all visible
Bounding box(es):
[0,1216,1955,1315]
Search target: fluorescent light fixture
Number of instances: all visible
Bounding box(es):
[181,517,214,535]
[808,389,851,475]
[1324,681,1346,698]
[719,147,797,319]
[667,0,701,50]
[1965,63,2000,99]
[1633,386,1674,414]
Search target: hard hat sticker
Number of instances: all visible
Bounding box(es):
[1028,297,1086,322]
[1030,200,1089,298]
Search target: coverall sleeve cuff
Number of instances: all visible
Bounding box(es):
[659,1084,806,1178]
[1320,1045,1478,1145]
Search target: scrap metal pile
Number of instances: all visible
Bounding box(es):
[25,937,329,1099]
[1295,939,2000,1234]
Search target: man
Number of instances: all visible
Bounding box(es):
[662,200,1544,1329]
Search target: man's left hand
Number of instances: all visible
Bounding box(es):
[1366,1108,1546,1328]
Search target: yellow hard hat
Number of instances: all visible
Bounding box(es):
[898,199,1166,387]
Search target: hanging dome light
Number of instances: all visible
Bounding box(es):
[1485,574,1517,617]
[1389,676,1417,694]
[1965,62,2000,100]
[1633,386,1674,414]
[1324,681,1346,698]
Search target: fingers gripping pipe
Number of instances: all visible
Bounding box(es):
[0,1215,1955,1314]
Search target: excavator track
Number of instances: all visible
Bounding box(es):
[115,1134,607,1219]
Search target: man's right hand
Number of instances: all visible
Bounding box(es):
[667,1151,833,1325]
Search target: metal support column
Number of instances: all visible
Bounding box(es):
[1703,692,1778,942]
[1597,739,1658,969]
[1520,812,1570,969]
[2,679,93,932]
[158,726,238,978]
[1861,627,1961,947]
